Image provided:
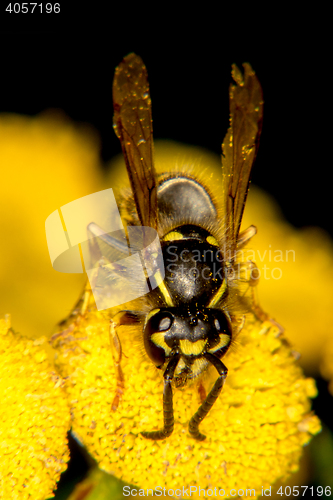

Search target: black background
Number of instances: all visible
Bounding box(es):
[1,8,332,498]
[0,11,331,236]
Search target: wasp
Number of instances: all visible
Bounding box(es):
[86,53,263,441]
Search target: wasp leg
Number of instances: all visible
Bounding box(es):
[237,225,257,248]
[109,318,124,411]
[141,355,180,440]
[110,311,140,411]
[248,278,271,323]
[189,353,228,441]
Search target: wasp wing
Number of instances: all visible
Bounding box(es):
[221,63,263,256]
[113,53,157,229]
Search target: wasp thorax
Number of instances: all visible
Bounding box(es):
[162,225,225,306]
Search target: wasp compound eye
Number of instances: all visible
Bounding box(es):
[144,312,174,368]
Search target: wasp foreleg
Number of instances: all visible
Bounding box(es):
[189,353,228,441]
[141,354,180,440]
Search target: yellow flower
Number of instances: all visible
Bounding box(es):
[51,302,320,497]
[0,317,70,500]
